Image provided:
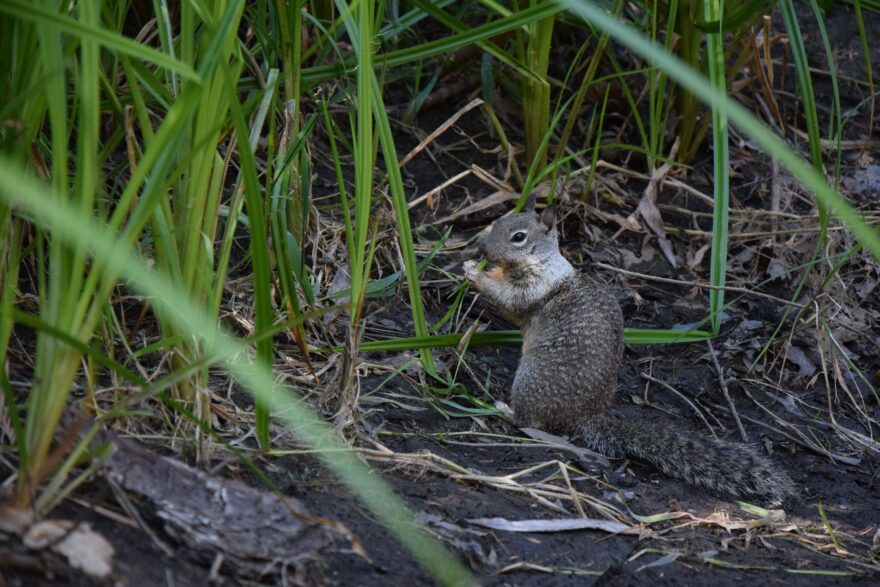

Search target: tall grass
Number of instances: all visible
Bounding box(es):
[0,158,472,584]
[0,0,473,580]
[1,0,878,581]
[560,1,879,253]
[5,0,106,506]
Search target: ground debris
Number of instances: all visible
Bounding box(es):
[98,432,340,578]
[0,506,115,580]
[468,516,637,535]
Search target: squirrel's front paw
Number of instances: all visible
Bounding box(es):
[463,260,481,285]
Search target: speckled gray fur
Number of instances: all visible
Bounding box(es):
[465,201,794,501]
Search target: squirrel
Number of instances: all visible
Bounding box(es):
[463,197,794,501]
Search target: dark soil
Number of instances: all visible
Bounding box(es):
[4,4,880,586]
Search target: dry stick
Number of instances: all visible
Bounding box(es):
[770,154,783,218]
[356,444,628,522]
[662,223,878,240]
[558,462,587,518]
[407,168,472,209]
[723,392,861,466]
[68,496,138,529]
[706,340,749,443]
[398,97,484,168]
[594,262,806,309]
[653,199,880,223]
[655,203,810,222]
[788,126,880,150]
[106,476,175,557]
[639,373,718,438]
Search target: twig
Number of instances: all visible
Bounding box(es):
[660,223,878,240]
[107,476,175,557]
[595,262,806,309]
[398,97,484,168]
[715,393,862,466]
[639,373,718,438]
[707,340,748,443]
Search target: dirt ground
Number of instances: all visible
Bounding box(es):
[4,4,880,586]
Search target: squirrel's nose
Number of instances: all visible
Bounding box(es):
[478,239,488,256]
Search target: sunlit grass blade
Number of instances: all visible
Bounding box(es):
[140,1,253,454]
[522,6,555,171]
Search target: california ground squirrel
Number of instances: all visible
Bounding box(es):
[463,198,794,501]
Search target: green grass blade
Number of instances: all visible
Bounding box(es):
[695,0,771,32]
[807,0,843,185]
[408,0,543,84]
[222,57,276,448]
[320,326,712,353]
[214,68,280,312]
[705,0,730,335]
[777,0,822,172]
[370,72,435,370]
[303,0,564,86]
[851,0,875,128]
[0,0,200,82]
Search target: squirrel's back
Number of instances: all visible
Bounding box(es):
[513,273,623,433]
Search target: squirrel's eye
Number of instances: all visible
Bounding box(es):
[510,231,527,243]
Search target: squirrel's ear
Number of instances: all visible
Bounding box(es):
[540,205,556,230]
[523,193,537,212]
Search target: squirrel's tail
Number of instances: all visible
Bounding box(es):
[581,416,794,501]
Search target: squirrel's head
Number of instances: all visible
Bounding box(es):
[478,194,560,265]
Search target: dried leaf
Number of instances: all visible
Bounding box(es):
[786,345,816,378]
[468,517,637,534]
[24,520,114,579]
[687,243,711,270]
[635,552,680,572]
[627,138,680,267]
